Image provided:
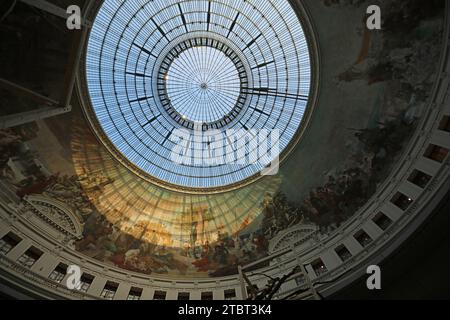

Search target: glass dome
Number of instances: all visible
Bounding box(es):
[85,0,313,191]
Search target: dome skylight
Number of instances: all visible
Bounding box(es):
[85,0,313,191]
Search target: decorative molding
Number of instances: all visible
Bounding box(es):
[22,195,83,241]
[269,224,319,254]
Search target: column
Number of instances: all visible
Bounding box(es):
[431,130,450,149]
[304,264,317,280]
[5,238,31,261]
[87,277,107,297]
[0,223,9,239]
[363,222,383,241]
[398,181,423,201]
[381,202,404,221]
[214,288,225,300]
[190,290,201,301]
[31,252,59,277]
[414,157,441,177]
[342,237,363,256]
[234,286,245,300]
[114,283,131,300]
[140,287,155,300]
[165,289,178,301]
[320,250,342,271]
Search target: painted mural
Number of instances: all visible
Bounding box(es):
[0,0,445,278]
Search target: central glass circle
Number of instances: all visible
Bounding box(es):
[165,46,241,124]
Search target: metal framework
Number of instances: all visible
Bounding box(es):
[158,37,248,129]
[238,248,321,300]
[0,0,92,129]
[19,0,92,28]
[83,0,314,191]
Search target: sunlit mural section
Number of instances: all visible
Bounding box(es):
[70,124,281,277]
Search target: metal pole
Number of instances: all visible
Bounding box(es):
[298,259,321,300]
[19,0,92,27]
[0,78,59,107]
[61,25,89,107]
[0,105,72,129]
[19,0,92,107]
[237,265,248,300]
[0,1,94,128]
[0,78,74,129]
